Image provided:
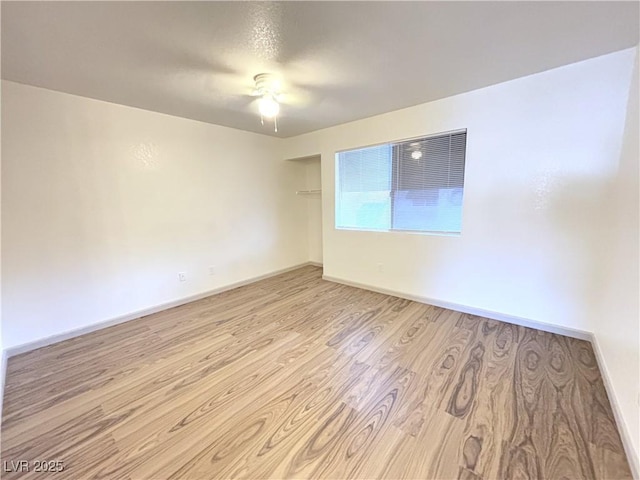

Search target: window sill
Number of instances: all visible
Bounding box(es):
[334,226,462,237]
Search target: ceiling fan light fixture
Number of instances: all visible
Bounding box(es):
[258,94,280,118]
[253,73,281,132]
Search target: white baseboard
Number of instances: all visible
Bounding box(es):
[308,261,323,267]
[0,349,8,420]
[590,335,639,479]
[322,275,592,341]
[4,261,317,359]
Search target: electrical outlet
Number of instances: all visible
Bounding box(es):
[377,263,384,273]
[209,265,216,276]
[178,272,187,282]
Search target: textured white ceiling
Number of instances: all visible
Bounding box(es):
[2,1,638,137]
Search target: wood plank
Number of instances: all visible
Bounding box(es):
[0,266,632,479]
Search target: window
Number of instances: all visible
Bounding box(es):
[336,130,467,234]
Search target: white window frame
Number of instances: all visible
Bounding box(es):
[334,129,467,236]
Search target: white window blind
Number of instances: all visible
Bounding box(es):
[336,130,467,234]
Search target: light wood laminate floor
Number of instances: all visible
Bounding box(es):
[1,266,632,479]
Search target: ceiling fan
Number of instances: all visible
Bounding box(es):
[251,73,282,132]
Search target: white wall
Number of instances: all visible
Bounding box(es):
[594,49,639,469]
[282,48,636,335]
[1,80,308,350]
[0,44,4,414]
